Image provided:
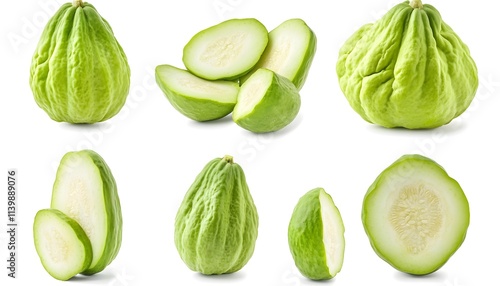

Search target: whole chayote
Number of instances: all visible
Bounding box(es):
[174,155,259,275]
[337,0,478,129]
[30,1,130,123]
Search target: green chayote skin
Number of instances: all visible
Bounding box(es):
[174,156,259,275]
[288,188,344,280]
[233,68,301,133]
[240,18,317,90]
[79,150,122,275]
[337,0,478,129]
[30,1,130,123]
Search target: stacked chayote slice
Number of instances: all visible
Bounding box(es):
[156,18,317,133]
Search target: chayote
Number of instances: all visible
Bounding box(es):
[337,0,478,129]
[51,150,122,275]
[30,1,130,123]
[174,155,259,275]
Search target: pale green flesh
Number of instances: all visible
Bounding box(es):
[319,191,345,277]
[363,155,469,275]
[34,209,91,281]
[242,18,316,89]
[233,70,272,118]
[183,18,268,80]
[232,68,301,133]
[156,65,238,103]
[51,153,107,270]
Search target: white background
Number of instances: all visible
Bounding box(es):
[1,0,499,285]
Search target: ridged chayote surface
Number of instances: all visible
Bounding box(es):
[30,2,130,123]
[337,0,478,129]
[174,156,259,275]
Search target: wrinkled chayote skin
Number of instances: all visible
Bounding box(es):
[337,0,478,129]
[174,155,259,275]
[30,1,130,123]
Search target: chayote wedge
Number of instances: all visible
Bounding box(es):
[288,188,345,280]
[233,68,301,133]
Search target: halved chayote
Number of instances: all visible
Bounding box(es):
[51,150,122,275]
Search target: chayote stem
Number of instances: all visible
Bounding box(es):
[223,155,234,164]
[73,0,84,7]
[410,0,423,8]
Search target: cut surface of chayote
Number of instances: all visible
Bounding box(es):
[337,0,478,129]
[288,188,345,280]
[33,209,92,281]
[241,18,317,90]
[51,150,122,275]
[362,154,469,275]
[233,68,301,133]
[183,18,268,80]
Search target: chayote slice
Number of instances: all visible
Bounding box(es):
[155,64,239,121]
[183,18,268,81]
[33,209,93,280]
[362,154,470,275]
[337,0,478,129]
[240,18,317,90]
